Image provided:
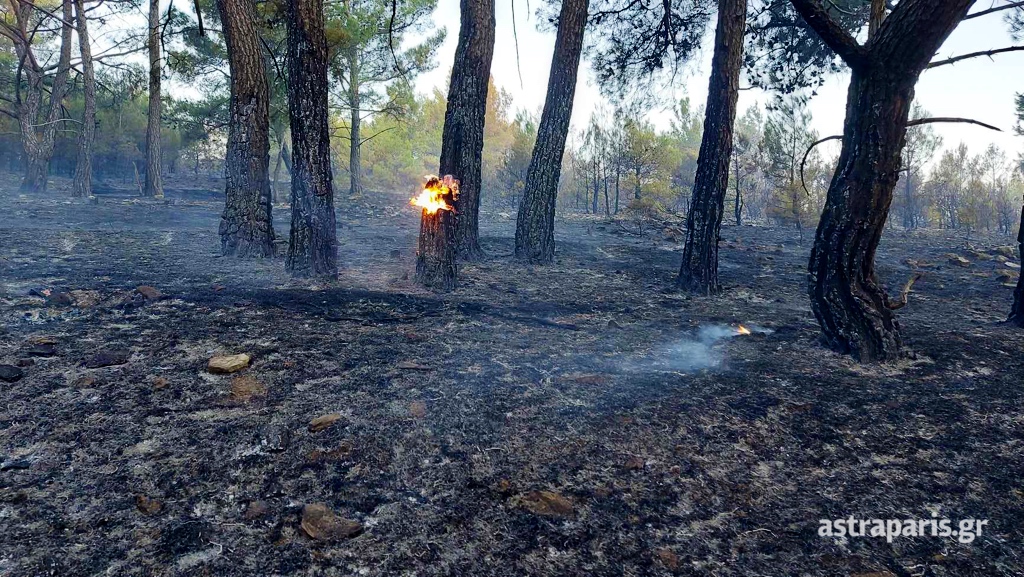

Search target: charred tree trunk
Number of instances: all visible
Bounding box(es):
[677,0,747,294]
[285,0,338,277]
[217,0,276,257]
[72,0,96,198]
[416,0,495,287]
[348,46,362,197]
[1008,198,1024,326]
[146,0,164,198]
[16,0,73,193]
[513,0,588,263]
[791,0,974,361]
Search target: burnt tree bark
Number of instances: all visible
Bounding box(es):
[72,0,96,198]
[285,0,338,277]
[146,0,164,198]
[791,0,975,361]
[217,0,276,257]
[1008,197,1024,326]
[677,0,747,294]
[13,0,74,193]
[416,0,495,287]
[514,0,589,263]
[347,46,362,197]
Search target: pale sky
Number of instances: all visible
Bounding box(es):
[415,1,1024,162]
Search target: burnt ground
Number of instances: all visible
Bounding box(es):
[1,176,1023,577]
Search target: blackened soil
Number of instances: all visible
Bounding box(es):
[1,179,1022,576]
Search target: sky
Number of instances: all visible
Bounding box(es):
[414,1,1024,162]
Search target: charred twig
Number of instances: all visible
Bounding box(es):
[888,273,922,310]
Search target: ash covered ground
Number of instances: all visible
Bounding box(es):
[2,178,1023,577]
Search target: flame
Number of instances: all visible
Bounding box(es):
[411,174,459,215]
[737,325,751,335]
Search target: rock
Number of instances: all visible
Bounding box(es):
[24,342,57,357]
[83,349,130,368]
[153,376,170,390]
[408,400,427,418]
[515,490,575,518]
[308,413,343,433]
[207,353,251,374]
[243,501,269,520]
[135,494,163,515]
[0,365,24,383]
[607,319,622,329]
[230,375,267,402]
[300,503,363,541]
[994,245,1018,259]
[69,290,102,307]
[45,291,73,306]
[136,285,163,300]
[947,254,971,267]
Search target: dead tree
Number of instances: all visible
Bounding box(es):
[285,0,338,277]
[792,0,975,361]
[514,0,589,263]
[145,0,164,198]
[416,0,495,287]
[72,0,96,198]
[217,0,276,257]
[1009,197,1024,326]
[676,0,747,294]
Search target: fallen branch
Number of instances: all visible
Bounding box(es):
[799,118,1002,196]
[888,273,923,310]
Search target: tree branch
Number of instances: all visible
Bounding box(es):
[927,45,1024,68]
[963,0,1024,20]
[787,0,867,68]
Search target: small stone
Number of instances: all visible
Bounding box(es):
[230,375,267,401]
[207,353,251,374]
[408,400,427,418]
[84,349,130,368]
[243,501,269,520]
[300,503,362,541]
[655,548,679,570]
[136,285,163,300]
[69,290,102,307]
[135,494,163,515]
[515,490,575,518]
[309,413,342,433]
[0,365,24,383]
[152,376,170,390]
[24,342,57,357]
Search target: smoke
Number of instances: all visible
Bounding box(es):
[623,324,773,373]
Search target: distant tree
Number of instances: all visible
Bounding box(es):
[729,105,765,225]
[894,104,942,229]
[496,112,537,211]
[146,0,164,198]
[763,93,817,235]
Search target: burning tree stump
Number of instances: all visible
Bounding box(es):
[414,176,459,291]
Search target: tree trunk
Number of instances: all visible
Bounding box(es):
[217,0,276,257]
[348,46,362,197]
[733,155,743,225]
[146,0,164,198]
[513,0,588,263]
[416,0,495,287]
[72,0,96,198]
[16,0,73,193]
[285,0,338,277]
[799,0,974,361]
[677,0,747,294]
[1008,197,1024,326]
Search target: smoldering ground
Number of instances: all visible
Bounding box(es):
[1,184,1024,577]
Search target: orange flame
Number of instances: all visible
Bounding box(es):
[411,175,459,215]
[737,325,751,335]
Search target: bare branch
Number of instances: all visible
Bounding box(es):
[787,0,868,68]
[963,0,1024,20]
[799,134,841,196]
[927,45,1024,68]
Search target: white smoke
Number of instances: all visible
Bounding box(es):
[626,324,772,373]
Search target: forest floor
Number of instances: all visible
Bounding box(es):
[1,176,1023,577]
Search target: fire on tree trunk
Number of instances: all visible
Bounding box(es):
[417,0,494,282]
[285,0,338,277]
[677,0,747,294]
[790,0,974,361]
[514,0,589,264]
[217,0,276,257]
[414,176,460,290]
